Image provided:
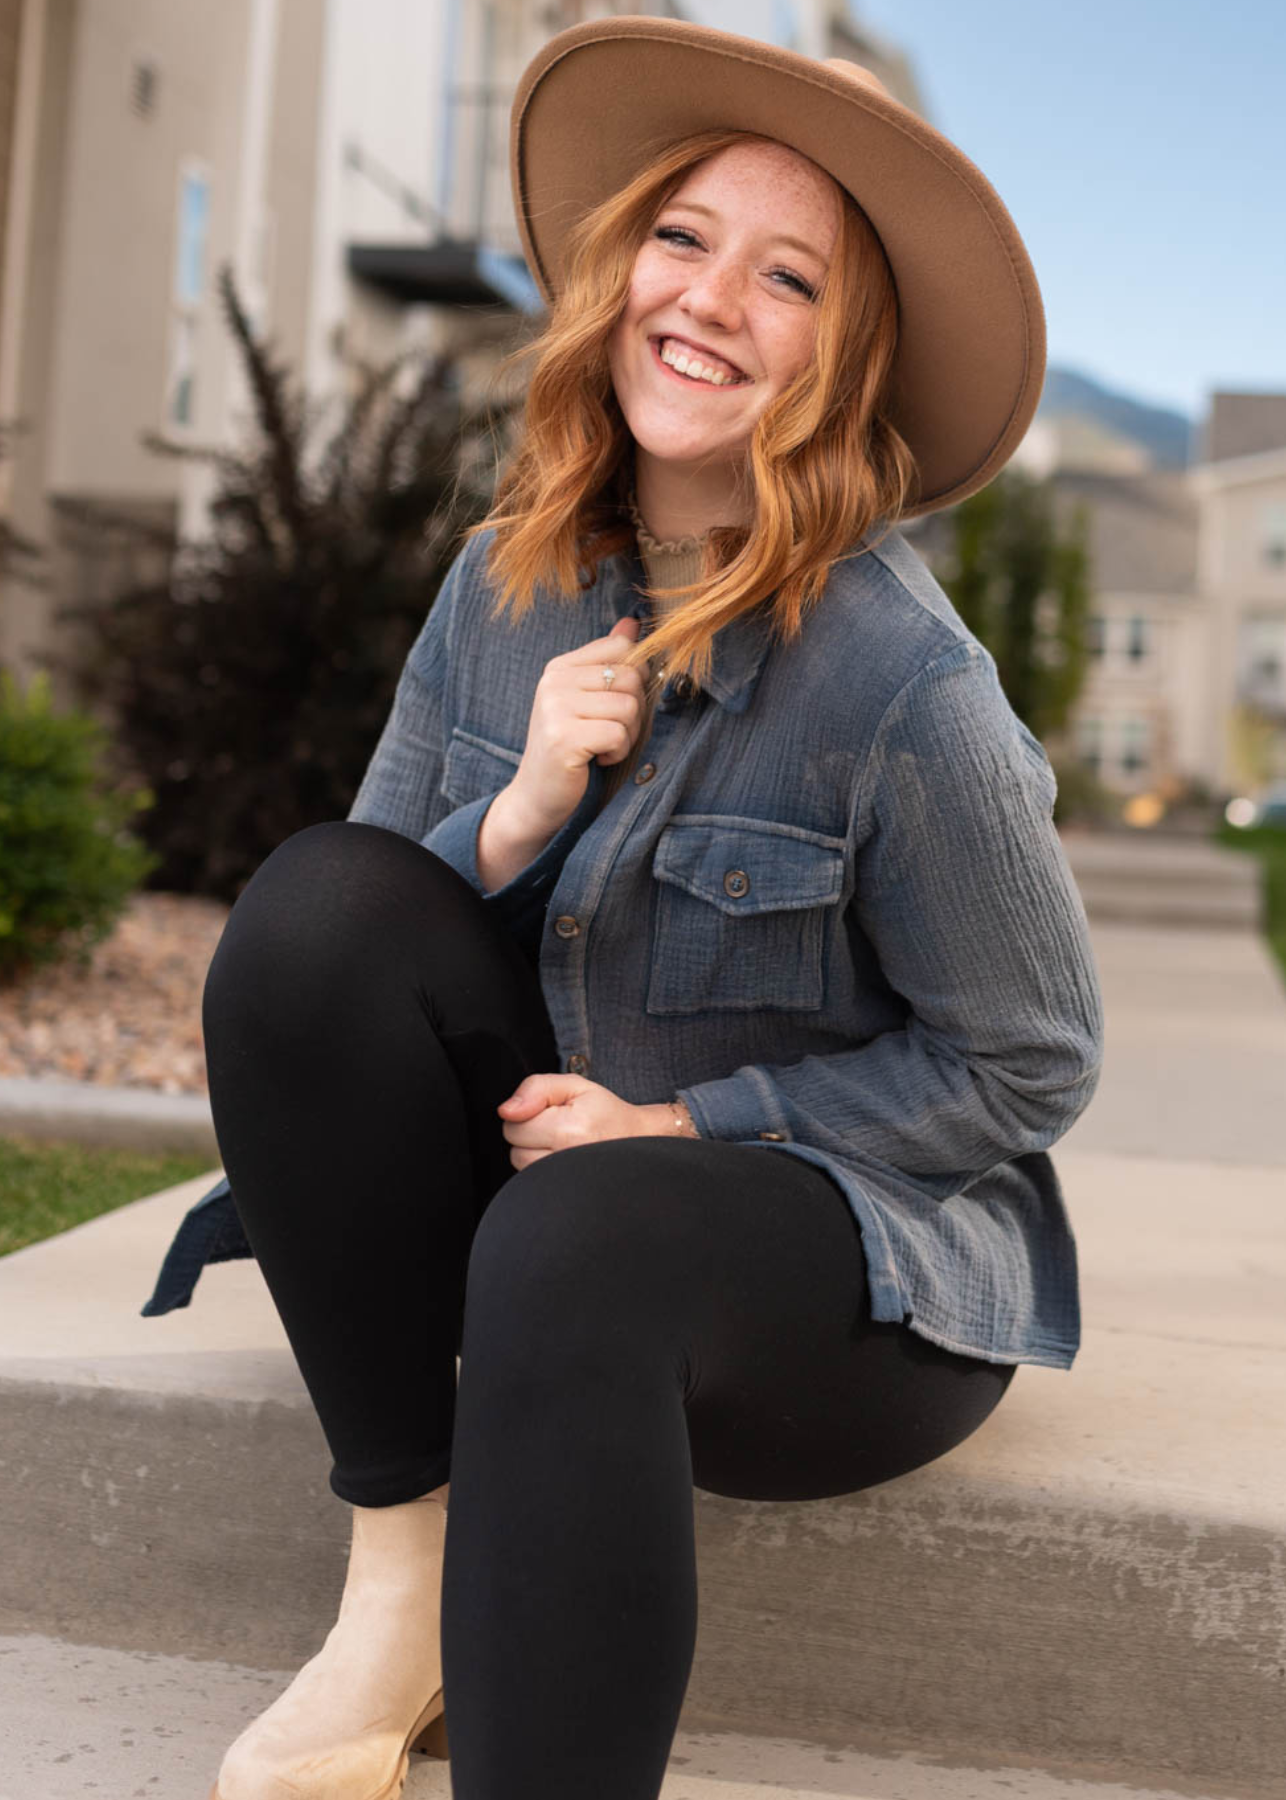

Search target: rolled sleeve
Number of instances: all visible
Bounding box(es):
[420,759,608,943]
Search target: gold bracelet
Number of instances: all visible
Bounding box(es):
[669,1095,699,1137]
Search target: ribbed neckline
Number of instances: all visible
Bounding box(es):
[625,486,713,555]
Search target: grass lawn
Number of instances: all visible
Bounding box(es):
[0,1134,217,1259]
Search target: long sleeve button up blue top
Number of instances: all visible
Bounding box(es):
[142,516,1104,1370]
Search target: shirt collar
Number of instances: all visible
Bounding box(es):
[604,540,773,716]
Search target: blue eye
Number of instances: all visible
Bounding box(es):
[652,226,816,300]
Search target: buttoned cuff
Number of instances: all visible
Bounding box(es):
[675,1064,794,1144]
[420,762,608,945]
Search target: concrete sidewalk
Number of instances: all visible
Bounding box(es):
[1,834,1284,1797]
[0,1632,1238,1800]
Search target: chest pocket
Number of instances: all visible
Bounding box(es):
[646,816,846,1016]
[439,727,522,808]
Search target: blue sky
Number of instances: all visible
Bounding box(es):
[689,0,1285,426]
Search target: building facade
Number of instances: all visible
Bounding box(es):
[0,0,686,699]
[1,0,1276,818]
[1188,392,1286,793]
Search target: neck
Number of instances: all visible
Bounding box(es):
[631,453,750,543]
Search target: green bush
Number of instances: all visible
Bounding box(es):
[39,264,515,902]
[1214,819,1286,988]
[0,668,159,985]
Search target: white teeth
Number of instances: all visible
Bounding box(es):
[657,338,747,387]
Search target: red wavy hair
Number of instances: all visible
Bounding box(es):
[455,127,919,693]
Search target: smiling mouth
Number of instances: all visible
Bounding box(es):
[649,336,752,390]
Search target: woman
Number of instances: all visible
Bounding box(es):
[184,18,1103,1800]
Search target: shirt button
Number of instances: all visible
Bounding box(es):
[671,674,696,702]
[758,1130,786,1141]
[554,915,580,938]
[634,762,656,784]
[723,869,750,898]
[567,1053,588,1074]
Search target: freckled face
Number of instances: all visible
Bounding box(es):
[607,139,841,477]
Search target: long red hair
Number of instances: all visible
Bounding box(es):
[456,127,919,692]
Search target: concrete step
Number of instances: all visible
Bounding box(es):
[2,1631,1256,1800]
[0,1072,218,1157]
[0,1149,1282,1797]
[1058,831,1263,929]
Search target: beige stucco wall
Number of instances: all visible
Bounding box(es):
[0,0,75,683]
[263,0,325,384]
[0,0,335,693]
[45,0,253,498]
[0,0,22,333]
[1191,461,1286,790]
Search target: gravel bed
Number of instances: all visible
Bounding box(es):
[0,892,231,1096]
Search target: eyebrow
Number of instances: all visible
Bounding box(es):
[663,200,830,268]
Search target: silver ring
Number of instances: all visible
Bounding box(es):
[600,665,616,688]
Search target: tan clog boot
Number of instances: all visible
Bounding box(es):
[207,1484,450,1799]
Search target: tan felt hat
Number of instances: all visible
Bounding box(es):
[509,15,1047,521]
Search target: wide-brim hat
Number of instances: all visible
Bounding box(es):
[508,15,1046,522]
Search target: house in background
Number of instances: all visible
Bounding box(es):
[903,460,1203,802]
[1044,467,1204,799]
[907,388,1286,808]
[1188,392,1286,795]
[0,0,1278,818]
[0,0,932,705]
[0,0,686,701]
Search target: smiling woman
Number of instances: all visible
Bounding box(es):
[183,18,1096,1800]
[458,118,916,701]
[608,136,847,545]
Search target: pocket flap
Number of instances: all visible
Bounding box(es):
[652,817,845,916]
[440,727,522,806]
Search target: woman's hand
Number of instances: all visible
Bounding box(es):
[504,614,648,842]
[497,1074,676,1170]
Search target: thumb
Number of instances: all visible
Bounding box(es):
[499,1074,580,1114]
[608,613,641,640]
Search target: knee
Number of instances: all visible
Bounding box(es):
[461,1142,688,1342]
[202,820,434,1025]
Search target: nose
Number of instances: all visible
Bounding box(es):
[677,256,746,336]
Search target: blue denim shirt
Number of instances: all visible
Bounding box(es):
[142,520,1103,1369]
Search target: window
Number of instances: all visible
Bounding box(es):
[129,56,159,120]
[1076,715,1103,775]
[1119,717,1150,776]
[168,317,196,426]
[1090,611,1153,671]
[1264,502,1286,570]
[165,161,210,428]
[1239,614,1286,705]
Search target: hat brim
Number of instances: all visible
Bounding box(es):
[510,17,1046,521]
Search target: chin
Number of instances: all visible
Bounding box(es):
[627,409,743,464]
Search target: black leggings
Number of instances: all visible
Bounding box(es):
[201,819,1016,1800]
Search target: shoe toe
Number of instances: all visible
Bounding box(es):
[216,1721,409,1799]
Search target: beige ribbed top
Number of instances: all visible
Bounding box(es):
[625,488,710,591]
[596,490,713,807]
